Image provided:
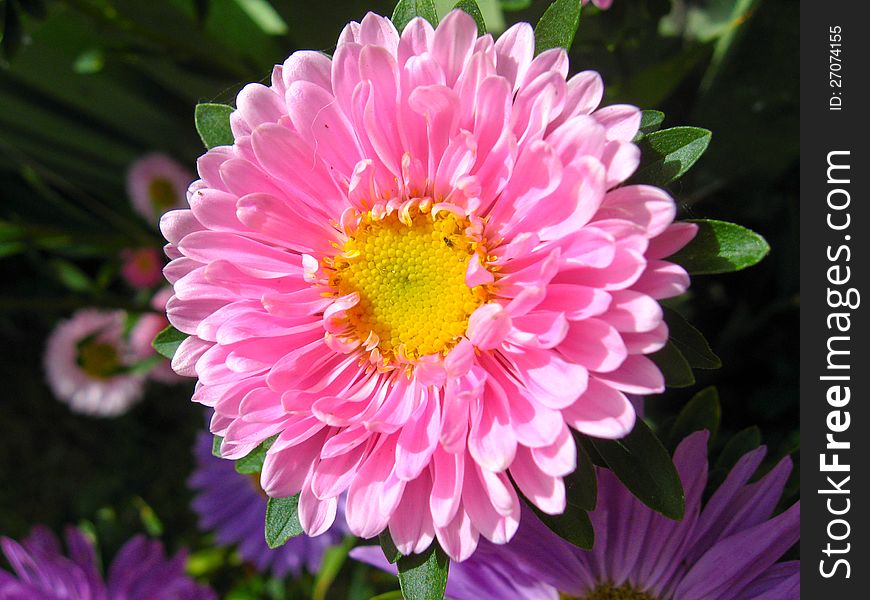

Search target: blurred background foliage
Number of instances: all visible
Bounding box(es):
[0,0,798,596]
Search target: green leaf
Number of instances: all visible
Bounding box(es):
[397,540,449,600]
[589,420,685,520]
[633,110,665,141]
[528,501,593,549]
[234,435,277,474]
[49,259,93,292]
[370,592,404,600]
[534,0,582,55]
[379,529,403,564]
[453,0,486,34]
[212,435,224,458]
[236,0,289,35]
[633,126,712,185]
[265,495,303,549]
[668,386,720,450]
[194,103,235,149]
[501,0,531,10]
[664,307,721,369]
[668,219,770,275]
[152,325,187,360]
[391,0,439,31]
[650,341,695,388]
[73,49,105,74]
[714,426,761,472]
[565,437,597,511]
[312,536,355,600]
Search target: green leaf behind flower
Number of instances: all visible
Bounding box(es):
[534,0,582,55]
[453,0,486,34]
[212,435,224,458]
[152,325,186,360]
[663,307,721,370]
[391,0,439,31]
[587,419,685,520]
[397,541,450,600]
[265,494,304,548]
[379,529,403,564]
[633,110,666,141]
[668,219,770,275]
[234,435,277,474]
[650,341,695,388]
[194,103,235,149]
[668,386,721,451]
[632,126,712,184]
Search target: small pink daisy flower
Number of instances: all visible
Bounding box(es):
[130,289,183,384]
[583,0,613,10]
[44,309,146,417]
[127,153,193,223]
[121,247,164,289]
[162,11,695,561]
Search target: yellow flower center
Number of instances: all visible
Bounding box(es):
[330,208,488,362]
[148,177,177,214]
[563,584,661,600]
[78,341,121,379]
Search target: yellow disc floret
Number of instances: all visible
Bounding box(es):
[330,206,488,362]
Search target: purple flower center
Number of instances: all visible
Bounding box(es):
[567,584,661,600]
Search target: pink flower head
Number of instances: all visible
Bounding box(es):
[121,247,164,289]
[583,0,614,10]
[130,288,183,384]
[162,11,695,561]
[44,309,145,417]
[127,153,193,223]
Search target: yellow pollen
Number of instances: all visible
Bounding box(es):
[563,584,661,600]
[331,208,488,362]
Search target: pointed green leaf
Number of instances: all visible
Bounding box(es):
[534,0,582,55]
[265,495,303,548]
[391,0,439,31]
[668,219,770,275]
[212,435,224,458]
[235,435,277,474]
[152,325,186,360]
[633,110,665,141]
[397,540,449,600]
[379,529,403,564]
[567,438,597,511]
[668,386,721,451]
[529,501,594,549]
[632,126,712,185]
[453,0,486,34]
[194,103,235,149]
[589,420,685,520]
[650,341,695,388]
[714,426,762,472]
[663,307,721,369]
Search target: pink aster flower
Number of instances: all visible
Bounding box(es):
[127,153,193,223]
[44,309,146,417]
[130,289,184,384]
[583,0,614,10]
[162,10,695,561]
[121,247,165,289]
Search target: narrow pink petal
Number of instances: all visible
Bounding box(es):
[298,484,338,536]
[558,318,628,373]
[432,10,478,87]
[594,355,665,395]
[467,303,512,350]
[493,22,534,91]
[389,471,436,555]
[510,446,566,515]
[647,222,699,259]
[430,447,465,528]
[562,377,636,439]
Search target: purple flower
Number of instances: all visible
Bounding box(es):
[352,431,799,599]
[188,432,346,577]
[0,525,214,599]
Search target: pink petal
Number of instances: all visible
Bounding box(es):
[562,377,636,438]
[467,303,512,350]
[594,355,665,395]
